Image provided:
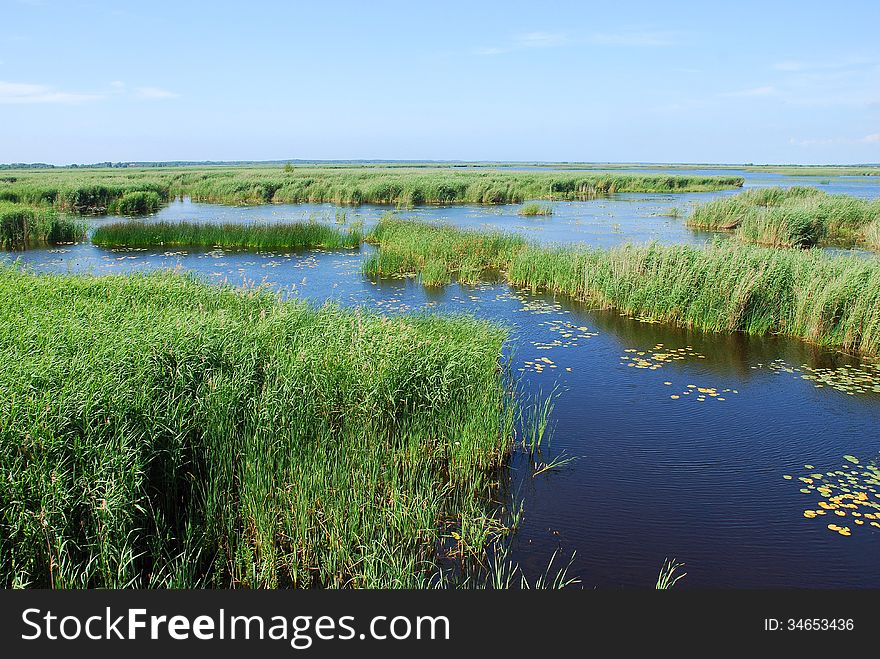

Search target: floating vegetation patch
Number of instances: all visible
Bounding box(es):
[374,297,417,314]
[619,344,706,370]
[531,320,598,350]
[514,297,567,316]
[786,454,880,537]
[754,358,880,396]
[520,323,597,374]
[667,384,738,402]
[521,356,559,374]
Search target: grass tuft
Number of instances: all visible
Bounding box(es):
[518,203,553,216]
[92,220,362,251]
[688,187,880,249]
[0,202,85,248]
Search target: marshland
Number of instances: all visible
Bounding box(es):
[2,163,880,589]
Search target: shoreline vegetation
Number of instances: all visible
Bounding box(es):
[518,203,554,217]
[687,187,880,249]
[365,217,880,357]
[0,201,85,248]
[0,166,744,215]
[92,220,363,250]
[0,266,527,588]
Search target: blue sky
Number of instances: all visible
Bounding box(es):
[2,0,879,164]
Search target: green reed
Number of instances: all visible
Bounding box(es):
[0,265,518,588]
[0,202,85,248]
[363,215,526,285]
[518,203,554,216]
[0,166,744,213]
[366,217,880,356]
[92,220,362,250]
[688,187,880,249]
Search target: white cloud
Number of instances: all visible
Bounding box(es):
[588,30,676,47]
[475,31,567,56]
[0,80,103,104]
[789,137,837,147]
[789,133,880,147]
[474,46,507,56]
[773,60,805,72]
[720,85,776,98]
[134,86,179,99]
[0,80,180,104]
[516,32,567,48]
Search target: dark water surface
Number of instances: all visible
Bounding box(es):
[4,169,880,588]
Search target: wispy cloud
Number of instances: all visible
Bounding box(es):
[475,28,674,56]
[474,46,507,56]
[0,80,180,104]
[134,86,179,100]
[773,60,805,72]
[720,85,776,98]
[790,133,880,147]
[587,30,677,47]
[516,32,568,48]
[0,80,103,104]
[767,57,880,106]
[788,137,837,147]
[475,31,568,56]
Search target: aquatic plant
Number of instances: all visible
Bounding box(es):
[92,220,363,250]
[656,558,686,589]
[0,265,516,588]
[518,203,554,216]
[364,216,526,285]
[366,217,880,356]
[786,455,880,537]
[0,201,85,248]
[0,166,744,213]
[107,190,162,215]
[688,187,880,249]
[864,219,880,252]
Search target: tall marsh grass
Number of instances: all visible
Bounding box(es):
[688,187,880,249]
[92,221,362,250]
[107,190,162,215]
[0,202,85,248]
[367,217,880,356]
[0,166,744,213]
[176,168,744,206]
[518,203,553,216]
[364,216,525,285]
[0,266,515,588]
[0,173,170,214]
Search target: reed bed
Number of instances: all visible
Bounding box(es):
[865,219,880,252]
[0,202,85,248]
[0,172,170,214]
[0,166,743,213]
[107,190,162,215]
[364,216,525,285]
[518,203,553,216]
[0,266,516,588]
[92,220,363,251]
[173,168,743,206]
[367,218,880,356]
[688,187,880,249]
